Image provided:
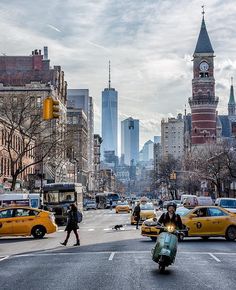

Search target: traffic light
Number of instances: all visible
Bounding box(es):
[43,97,60,120]
[170,171,176,180]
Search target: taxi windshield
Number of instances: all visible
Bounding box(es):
[140,203,154,210]
[176,207,190,216]
[220,199,236,208]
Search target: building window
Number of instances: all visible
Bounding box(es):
[37,97,41,108]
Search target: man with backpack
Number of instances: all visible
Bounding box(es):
[60,204,82,246]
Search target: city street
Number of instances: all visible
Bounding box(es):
[1,209,236,290]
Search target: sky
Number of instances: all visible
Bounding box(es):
[0,0,236,151]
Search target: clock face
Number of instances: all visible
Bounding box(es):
[199,61,209,71]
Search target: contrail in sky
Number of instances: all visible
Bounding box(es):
[47,24,61,33]
[87,40,110,53]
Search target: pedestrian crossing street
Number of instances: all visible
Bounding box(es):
[58,209,137,233]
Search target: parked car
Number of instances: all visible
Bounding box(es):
[215,198,236,213]
[85,200,97,210]
[0,206,57,239]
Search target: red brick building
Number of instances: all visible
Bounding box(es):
[0,47,68,186]
[189,15,218,146]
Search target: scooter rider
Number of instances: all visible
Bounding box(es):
[158,201,183,230]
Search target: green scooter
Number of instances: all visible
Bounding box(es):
[152,224,183,273]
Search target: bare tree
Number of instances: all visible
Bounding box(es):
[159,155,180,183]
[189,144,229,197]
[0,94,65,190]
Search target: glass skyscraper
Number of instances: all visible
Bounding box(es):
[121,117,139,166]
[101,62,118,158]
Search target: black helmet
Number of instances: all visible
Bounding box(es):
[166,201,177,211]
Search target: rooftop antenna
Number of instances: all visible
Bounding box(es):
[108,60,111,89]
[231,76,234,86]
[202,4,205,18]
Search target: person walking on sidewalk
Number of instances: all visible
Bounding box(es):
[61,204,80,246]
[133,201,141,229]
[110,199,113,210]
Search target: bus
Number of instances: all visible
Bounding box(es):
[0,193,41,208]
[42,182,83,225]
[95,192,120,209]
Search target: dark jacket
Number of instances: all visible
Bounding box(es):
[65,209,79,231]
[158,212,183,230]
[133,204,141,218]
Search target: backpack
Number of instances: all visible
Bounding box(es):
[77,210,83,223]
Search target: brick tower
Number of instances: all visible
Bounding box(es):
[189,12,218,146]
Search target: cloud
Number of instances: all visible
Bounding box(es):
[0,0,236,148]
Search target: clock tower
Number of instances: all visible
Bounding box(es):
[189,12,218,146]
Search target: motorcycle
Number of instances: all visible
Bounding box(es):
[151,223,185,273]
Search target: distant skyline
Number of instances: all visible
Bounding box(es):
[1,0,236,147]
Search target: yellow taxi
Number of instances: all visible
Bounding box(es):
[131,202,156,225]
[141,206,236,241]
[115,201,130,213]
[0,206,58,239]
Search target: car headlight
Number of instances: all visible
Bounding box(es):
[166,225,175,233]
[144,220,158,226]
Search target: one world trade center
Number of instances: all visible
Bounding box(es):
[101,61,118,158]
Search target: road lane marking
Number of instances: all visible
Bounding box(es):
[208,253,221,262]
[13,251,236,257]
[5,251,236,261]
[0,256,9,262]
[109,252,115,261]
[87,229,95,231]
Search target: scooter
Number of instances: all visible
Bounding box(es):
[152,224,183,273]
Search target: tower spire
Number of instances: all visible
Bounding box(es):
[194,6,214,54]
[229,77,235,104]
[228,77,235,116]
[108,60,111,89]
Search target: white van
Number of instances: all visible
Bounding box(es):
[0,193,40,208]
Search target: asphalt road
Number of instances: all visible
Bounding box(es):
[1,209,236,290]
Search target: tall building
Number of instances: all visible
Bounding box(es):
[161,114,185,159]
[121,117,139,165]
[189,13,218,146]
[93,134,103,192]
[101,62,118,158]
[154,136,161,144]
[67,107,88,186]
[67,89,95,190]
